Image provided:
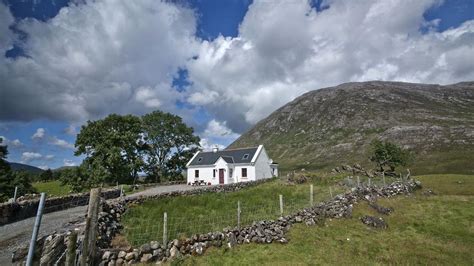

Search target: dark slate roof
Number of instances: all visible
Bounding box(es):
[188,147,259,166]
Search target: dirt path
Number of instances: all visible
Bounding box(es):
[0,184,199,265]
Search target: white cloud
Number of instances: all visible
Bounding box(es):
[64,124,77,135]
[50,137,74,149]
[199,119,240,150]
[32,128,45,140]
[45,154,55,161]
[63,159,76,167]
[38,165,49,170]
[199,138,225,152]
[0,136,23,148]
[21,152,43,163]
[186,0,474,132]
[0,0,199,122]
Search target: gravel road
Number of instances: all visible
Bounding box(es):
[0,184,199,265]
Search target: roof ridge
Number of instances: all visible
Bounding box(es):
[222,146,259,151]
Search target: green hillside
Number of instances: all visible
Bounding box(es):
[229,81,474,175]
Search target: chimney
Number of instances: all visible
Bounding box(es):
[212,145,219,153]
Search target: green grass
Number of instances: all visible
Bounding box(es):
[32,180,72,196]
[122,175,347,247]
[174,174,474,265]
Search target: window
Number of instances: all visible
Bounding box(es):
[242,154,249,160]
[213,169,216,178]
[195,170,199,178]
[197,157,202,162]
[242,168,247,178]
[229,168,233,178]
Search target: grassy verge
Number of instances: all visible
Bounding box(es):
[122,174,347,246]
[32,180,72,196]
[175,174,474,265]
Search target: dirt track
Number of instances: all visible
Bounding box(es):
[0,184,198,265]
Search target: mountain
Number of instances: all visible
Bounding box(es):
[8,162,44,174]
[229,81,474,175]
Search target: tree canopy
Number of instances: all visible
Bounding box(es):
[369,139,413,172]
[142,110,200,182]
[72,111,200,189]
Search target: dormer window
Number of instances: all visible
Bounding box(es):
[197,157,202,162]
[242,154,249,160]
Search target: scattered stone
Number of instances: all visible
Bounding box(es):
[368,202,393,215]
[360,215,388,229]
[140,253,153,263]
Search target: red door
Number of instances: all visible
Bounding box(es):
[219,169,225,184]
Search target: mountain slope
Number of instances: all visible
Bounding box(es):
[229,81,474,175]
[9,162,44,174]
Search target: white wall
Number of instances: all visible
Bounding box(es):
[234,165,255,183]
[254,147,274,180]
[187,166,215,185]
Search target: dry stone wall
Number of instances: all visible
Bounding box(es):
[0,188,120,226]
[99,180,421,265]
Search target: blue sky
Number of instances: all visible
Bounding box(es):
[0,0,473,169]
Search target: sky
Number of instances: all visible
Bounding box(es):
[0,0,473,169]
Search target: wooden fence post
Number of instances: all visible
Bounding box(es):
[237,201,241,229]
[66,231,77,266]
[368,178,371,187]
[81,188,101,266]
[383,172,386,186]
[279,195,283,216]
[357,176,360,187]
[163,212,168,247]
[310,184,314,206]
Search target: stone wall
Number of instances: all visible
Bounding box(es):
[0,188,120,226]
[98,180,421,265]
[11,179,421,265]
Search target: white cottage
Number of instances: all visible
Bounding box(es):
[186,145,278,185]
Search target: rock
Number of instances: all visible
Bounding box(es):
[140,243,151,254]
[295,216,302,223]
[140,253,153,263]
[118,250,127,258]
[124,252,135,261]
[102,251,112,261]
[227,232,237,248]
[116,258,124,265]
[360,215,388,229]
[170,246,180,258]
[150,241,160,250]
[108,260,115,266]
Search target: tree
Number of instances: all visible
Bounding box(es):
[75,114,144,185]
[141,111,200,182]
[39,169,53,181]
[59,166,97,193]
[369,140,413,172]
[0,138,35,201]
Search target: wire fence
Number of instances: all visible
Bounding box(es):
[123,184,347,246]
[122,175,407,247]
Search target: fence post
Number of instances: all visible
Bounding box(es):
[279,195,283,216]
[13,186,18,202]
[66,230,77,266]
[81,188,101,266]
[26,192,46,266]
[357,176,360,187]
[368,178,371,187]
[120,185,124,198]
[163,212,168,247]
[237,201,241,229]
[310,184,314,206]
[329,187,333,198]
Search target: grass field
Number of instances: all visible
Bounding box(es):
[121,174,350,246]
[32,180,72,196]
[173,174,474,265]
